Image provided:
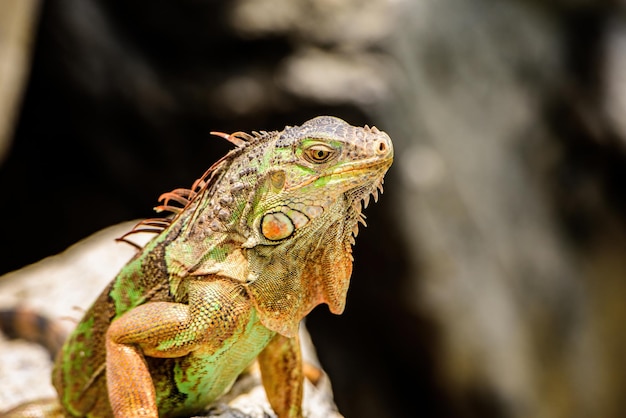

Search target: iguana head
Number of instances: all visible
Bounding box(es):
[164,116,393,336]
[249,115,393,244]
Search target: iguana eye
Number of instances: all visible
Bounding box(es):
[303,144,335,164]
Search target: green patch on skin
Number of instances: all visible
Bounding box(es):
[300,138,341,150]
[313,175,331,188]
[167,308,275,412]
[155,301,222,352]
[60,315,95,414]
[157,330,197,352]
[293,165,317,178]
[110,262,146,317]
[208,246,228,263]
[110,235,166,316]
[64,315,95,366]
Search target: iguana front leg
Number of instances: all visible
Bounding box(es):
[105,279,251,418]
[258,333,303,418]
[105,301,188,417]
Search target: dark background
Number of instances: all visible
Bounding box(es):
[2,1,626,417]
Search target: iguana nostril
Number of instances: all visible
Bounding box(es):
[376,139,389,155]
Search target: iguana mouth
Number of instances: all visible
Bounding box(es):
[331,157,391,194]
[284,156,391,192]
[332,154,393,175]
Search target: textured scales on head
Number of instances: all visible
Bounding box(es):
[121,116,393,337]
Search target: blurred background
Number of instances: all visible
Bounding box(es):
[1,0,626,417]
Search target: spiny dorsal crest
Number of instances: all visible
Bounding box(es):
[117,127,277,248]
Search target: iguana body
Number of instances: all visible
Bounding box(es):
[1,116,393,418]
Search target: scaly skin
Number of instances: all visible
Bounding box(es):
[2,116,393,418]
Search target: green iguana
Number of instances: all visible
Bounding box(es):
[0,116,393,418]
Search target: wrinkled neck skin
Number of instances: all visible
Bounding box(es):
[245,195,355,337]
